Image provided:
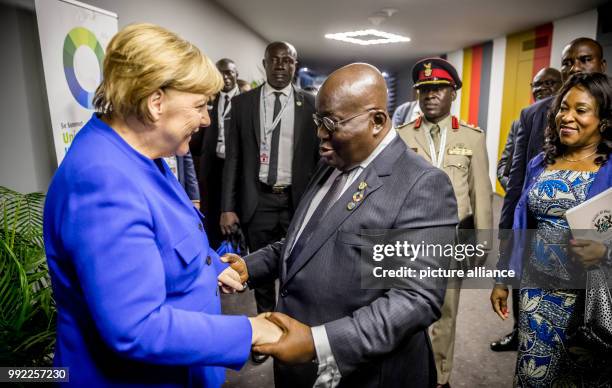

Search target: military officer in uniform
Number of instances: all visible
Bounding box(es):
[397,58,492,388]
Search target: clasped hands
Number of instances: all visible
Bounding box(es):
[218,254,316,364]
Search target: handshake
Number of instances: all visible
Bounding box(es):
[217,254,316,364]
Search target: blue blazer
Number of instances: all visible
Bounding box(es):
[43,114,251,387]
[509,152,612,274]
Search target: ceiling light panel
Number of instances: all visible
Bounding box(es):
[325,29,410,46]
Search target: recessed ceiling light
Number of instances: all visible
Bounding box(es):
[325,29,410,46]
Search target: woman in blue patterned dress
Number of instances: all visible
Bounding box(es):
[498,73,612,387]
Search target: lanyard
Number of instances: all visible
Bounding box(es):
[424,125,447,168]
[261,86,293,145]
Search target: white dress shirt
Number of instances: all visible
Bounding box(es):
[258,83,295,186]
[290,128,398,388]
[216,86,238,158]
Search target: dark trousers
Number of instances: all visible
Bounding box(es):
[244,189,292,313]
[512,287,519,330]
[200,157,224,250]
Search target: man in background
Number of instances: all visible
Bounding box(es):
[221,42,319,350]
[397,58,492,388]
[496,68,562,190]
[190,58,240,249]
[392,88,421,127]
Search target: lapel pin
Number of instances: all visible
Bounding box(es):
[352,191,364,203]
[347,202,356,210]
[358,181,367,190]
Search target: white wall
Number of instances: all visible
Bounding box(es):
[0,0,268,193]
[445,49,463,118]
[551,9,598,68]
[394,66,414,109]
[85,0,268,82]
[0,3,56,193]
[485,36,507,188]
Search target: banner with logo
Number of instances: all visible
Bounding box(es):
[35,0,117,165]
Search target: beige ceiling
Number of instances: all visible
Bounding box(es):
[213,0,606,73]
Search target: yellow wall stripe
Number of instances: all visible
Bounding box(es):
[460,47,473,120]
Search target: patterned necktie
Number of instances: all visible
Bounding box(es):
[267,92,283,186]
[430,124,441,153]
[286,170,351,271]
[222,95,230,117]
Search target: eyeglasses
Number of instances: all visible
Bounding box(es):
[312,109,375,133]
[530,79,560,88]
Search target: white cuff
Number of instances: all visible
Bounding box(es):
[311,325,341,388]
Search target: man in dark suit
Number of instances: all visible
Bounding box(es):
[177,153,200,203]
[496,68,561,190]
[190,58,240,249]
[220,63,458,387]
[492,37,607,324]
[220,42,319,319]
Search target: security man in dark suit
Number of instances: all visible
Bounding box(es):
[220,42,319,335]
[190,58,240,249]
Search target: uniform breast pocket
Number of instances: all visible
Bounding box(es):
[444,154,470,171]
[165,231,205,292]
[444,154,470,182]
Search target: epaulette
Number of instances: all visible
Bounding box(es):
[451,116,459,131]
[396,115,421,130]
[413,115,423,129]
[459,119,483,133]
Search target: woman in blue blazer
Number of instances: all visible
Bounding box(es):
[491,72,612,386]
[43,23,280,387]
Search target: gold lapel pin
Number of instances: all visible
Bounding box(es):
[352,191,364,203]
[358,181,367,190]
[347,202,356,210]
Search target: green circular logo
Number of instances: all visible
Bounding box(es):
[63,27,104,109]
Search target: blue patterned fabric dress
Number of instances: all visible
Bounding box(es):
[515,169,612,387]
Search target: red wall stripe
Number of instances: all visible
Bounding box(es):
[469,45,483,125]
[530,23,554,102]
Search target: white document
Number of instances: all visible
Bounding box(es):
[565,187,612,242]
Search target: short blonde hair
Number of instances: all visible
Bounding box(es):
[93,23,222,122]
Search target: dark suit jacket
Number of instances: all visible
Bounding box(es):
[190,95,232,213]
[496,119,519,191]
[246,136,458,388]
[176,152,199,200]
[221,85,319,224]
[499,96,553,229]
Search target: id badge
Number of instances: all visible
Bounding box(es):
[260,142,270,165]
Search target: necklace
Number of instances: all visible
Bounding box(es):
[561,148,598,162]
